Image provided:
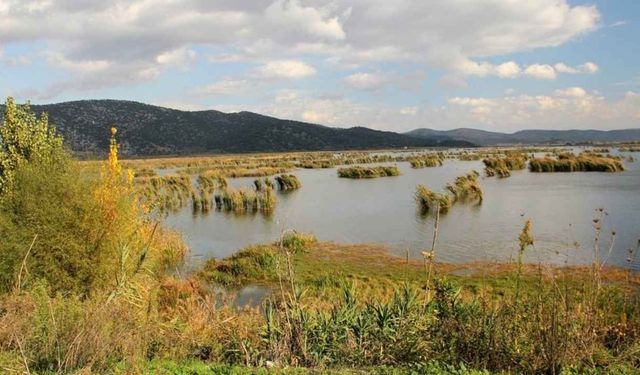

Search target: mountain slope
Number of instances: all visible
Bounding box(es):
[0,100,471,156]
[407,127,640,145]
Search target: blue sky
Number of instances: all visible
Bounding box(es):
[1,0,639,132]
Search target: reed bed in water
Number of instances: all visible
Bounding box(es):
[197,171,227,191]
[337,165,401,178]
[214,186,277,214]
[415,185,453,213]
[529,155,624,172]
[253,177,275,192]
[409,156,442,168]
[222,167,290,178]
[483,155,526,178]
[619,146,640,152]
[137,175,194,212]
[274,174,302,190]
[415,171,482,213]
[446,171,483,203]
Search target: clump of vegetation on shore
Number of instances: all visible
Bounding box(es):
[274,174,302,190]
[337,165,400,178]
[529,155,624,172]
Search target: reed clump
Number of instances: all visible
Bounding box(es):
[415,171,482,214]
[337,166,400,179]
[446,171,483,203]
[619,146,640,152]
[529,155,624,172]
[483,156,526,178]
[137,175,194,212]
[298,160,335,169]
[415,185,453,213]
[214,186,276,215]
[409,156,443,168]
[274,174,302,190]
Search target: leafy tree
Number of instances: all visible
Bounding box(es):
[0,97,66,198]
[0,98,184,295]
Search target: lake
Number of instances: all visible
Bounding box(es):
[164,150,640,270]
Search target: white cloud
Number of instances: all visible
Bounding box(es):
[344,72,387,91]
[579,61,599,74]
[265,0,347,40]
[457,60,522,78]
[554,61,599,74]
[256,60,316,79]
[46,52,110,73]
[554,63,579,74]
[156,48,196,69]
[524,64,557,80]
[444,88,640,130]
[214,87,640,132]
[0,0,601,96]
[458,60,598,80]
[399,106,418,116]
[554,87,587,97]
[194,78,252,96]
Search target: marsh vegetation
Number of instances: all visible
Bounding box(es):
[482,155,527,178]
[529,154,624,172]
[337,165,401,178]
[416,171,483,214]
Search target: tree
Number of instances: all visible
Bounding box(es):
[0,97,66,198]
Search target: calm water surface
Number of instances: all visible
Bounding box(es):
[165,152,640,269]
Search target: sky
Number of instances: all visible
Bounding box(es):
[0,0,639,133]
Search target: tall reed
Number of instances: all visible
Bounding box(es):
[274,174,302,191]
[409,156,443,168]
[529,155,624,172]
[415,185,452,214]
[337,166,400,178]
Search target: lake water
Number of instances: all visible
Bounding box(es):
[165,151,640,270]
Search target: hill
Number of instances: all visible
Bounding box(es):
[0,100,470,156]
[406,127,640,146]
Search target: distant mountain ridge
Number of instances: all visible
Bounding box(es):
[406,127,640,146]
[0,100,470,156]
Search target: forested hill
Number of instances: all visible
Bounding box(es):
[0,100,471,156]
